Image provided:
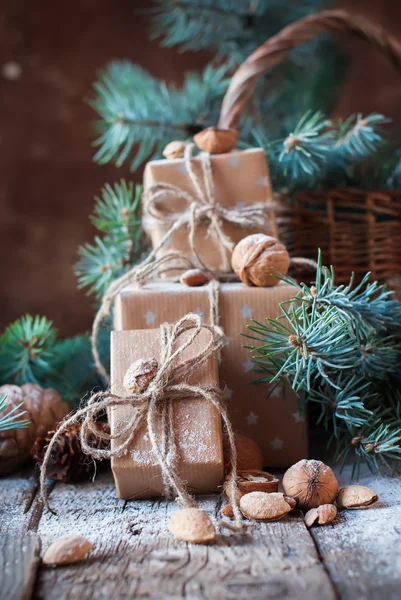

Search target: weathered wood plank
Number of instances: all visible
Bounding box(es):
[0,469,42,600]
[35,473,335,600]
[311,468,401,600]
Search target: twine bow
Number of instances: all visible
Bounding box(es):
[143,143,273,273]
[41,313,243,528]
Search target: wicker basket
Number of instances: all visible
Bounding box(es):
[217,10,401,283]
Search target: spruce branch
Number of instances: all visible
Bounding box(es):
[0,394,30,432]
[244,251,401,473]
[335,113,390,161]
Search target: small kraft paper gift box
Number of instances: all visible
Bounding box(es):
[110,326,224,500]
[115,281,308,467]
[142,147,276,272]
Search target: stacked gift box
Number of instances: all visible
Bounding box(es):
[110,141,308,499]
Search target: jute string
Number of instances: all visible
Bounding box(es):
[41,313,243,529]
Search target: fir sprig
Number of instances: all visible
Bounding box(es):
[0,394,30,432]
[244,252,401,473]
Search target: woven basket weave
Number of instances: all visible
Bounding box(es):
[218,10,401,283]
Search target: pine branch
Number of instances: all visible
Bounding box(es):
[91,62,229,170]
[0,394,30,432]
[244,251,401,473]
[75,180,149,300]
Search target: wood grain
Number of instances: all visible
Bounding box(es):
[35,473,335,600]
[311,468,401,600]
[0,470,42,600]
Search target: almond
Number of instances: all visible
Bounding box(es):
[162,140,186,160]
[336,485,378,509]
[180,268,210,287]
[168,508,216,544]
[222,503,234,518]
[42,536,93,565]
[224,470,279,501]
[239,492,293,522]
[304,504,337,527]
[193,127,239,154]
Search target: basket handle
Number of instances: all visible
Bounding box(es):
[218,9,401,130]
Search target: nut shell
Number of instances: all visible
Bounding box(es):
[223,433,263,472]
[193,127,239,154]
[224,470,279,501]
[168,508,216,544]
[240,492,293,522]
[282,459,339,510]
[123,358,158,394]
[304,504,337,527]
[42,536,93,565]
[180,268,210,287]
[336,485,378,509]
[231,234,290,287]
[162,140,186,159]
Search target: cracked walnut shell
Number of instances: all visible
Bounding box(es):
[231,234,290,287]
[282,459,339,510]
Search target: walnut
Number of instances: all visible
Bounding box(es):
[162,140,187,160]
[224,469,279,501]
[231,234,290,287]
[180,268,210,287]
[168,508,216,544]
[193,127,239,154]
[282,459,339,510]
[123,358,158,394]
[223,432,263,472]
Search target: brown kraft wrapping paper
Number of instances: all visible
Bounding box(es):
[110,328,224,500]
[143,148,276,271]
[114,282,308,467]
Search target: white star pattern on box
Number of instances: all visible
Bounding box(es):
[242,358,254,373]
[257,175,269,187]
[228,155,240,167]
[223,388,233,401]
[178,163,187,174]
[144,310,157,325]
[222,335,232,347]
[194,307,204,318]
[271,437,284,451]
[293,410,305,423]
[241,305,253,319]
[246,411,259,426]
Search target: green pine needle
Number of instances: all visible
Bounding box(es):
[0,394,30,432]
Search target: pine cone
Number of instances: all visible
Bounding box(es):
[0,384,70,476]
[32,421,110,483]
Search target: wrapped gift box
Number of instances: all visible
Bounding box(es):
[143,148,276,271]
[114,281,308,467]
[110,328,224,500]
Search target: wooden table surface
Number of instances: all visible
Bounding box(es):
[1,465,401,600]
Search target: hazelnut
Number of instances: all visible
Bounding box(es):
[193,127,239,154]
[336,485,378,509]
[304,504,337,527]
[224,470,279,501]
[168,508,216,544]
[162,140,187,160]
[239,492,293,522]
[42,536,93,565]
[282,459,339,510]
[123,358,158,394]
[231,234,290,287]
[180,268,210,287]
[223,433,263,472]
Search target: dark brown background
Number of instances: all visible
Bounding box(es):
[1,0,401,336]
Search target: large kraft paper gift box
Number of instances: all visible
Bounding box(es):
[114,282,308,467]
[110,328,224,499]
[142,148,276,271]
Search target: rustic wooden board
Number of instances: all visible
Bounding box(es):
[34,473,335,600]
[311,468,401,600]
[0,470,42,600]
